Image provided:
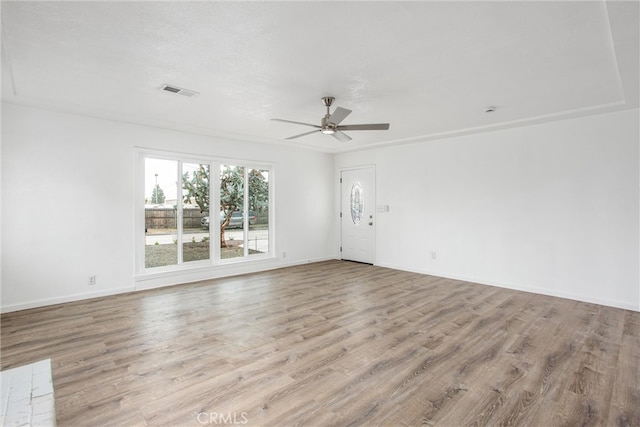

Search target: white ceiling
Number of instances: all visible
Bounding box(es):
[2,1,638,153]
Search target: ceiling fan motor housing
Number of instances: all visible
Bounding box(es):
[320,117,337,134]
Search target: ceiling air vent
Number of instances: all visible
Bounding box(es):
[160,84,199,97]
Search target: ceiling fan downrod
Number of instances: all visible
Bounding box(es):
[321,96,337,134]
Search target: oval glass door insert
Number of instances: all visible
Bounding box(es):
[350,182,364,225]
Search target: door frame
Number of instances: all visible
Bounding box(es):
[339,165,376,264]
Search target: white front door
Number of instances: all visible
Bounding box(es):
[341,167,375,264]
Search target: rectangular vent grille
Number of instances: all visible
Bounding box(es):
[161,84,199,97]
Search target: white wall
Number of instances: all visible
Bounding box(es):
[335,109,639,311]
[3,104,638,312]
[1,103,336,312]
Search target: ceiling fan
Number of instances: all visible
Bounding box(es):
[272,96,390,142]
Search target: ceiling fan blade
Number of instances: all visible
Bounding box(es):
[285,129,321,140]
[329,107,352,125]
[272,118,321,128]
[337,123,390,131]
[332,131,352,143]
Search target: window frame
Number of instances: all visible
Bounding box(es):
[135,148,275,276]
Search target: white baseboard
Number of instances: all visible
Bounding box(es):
[134,256,335,290]
[1,256,337,313]
[9,258,630,314]
[375,262,640,312]
[1,286,136,314]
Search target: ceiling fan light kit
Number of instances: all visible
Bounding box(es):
[272,96,390,142]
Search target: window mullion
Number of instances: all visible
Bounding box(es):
[176,161,184,264]
[243,167,249,257]
[212,161,220,263]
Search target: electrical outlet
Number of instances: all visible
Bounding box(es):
[282,251,286,259]
[431,251,437,260]
[88,275,96,286]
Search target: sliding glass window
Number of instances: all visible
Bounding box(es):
[139,152,272,273]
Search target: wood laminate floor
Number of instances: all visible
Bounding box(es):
[1,260,639,426]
